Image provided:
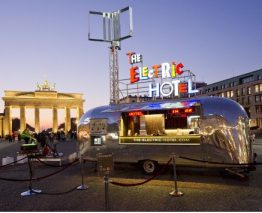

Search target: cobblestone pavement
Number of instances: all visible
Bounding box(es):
[0,139,262,211]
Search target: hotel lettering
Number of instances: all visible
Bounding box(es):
[127,52,199,98]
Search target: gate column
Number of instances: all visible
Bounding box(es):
[3,105,12,136]
[76,106,84,125]
[53,107,58,133]
[65,107,71,134]
[20,106,26,132]
[35,107,40,133]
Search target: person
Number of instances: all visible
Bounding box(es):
[18,133,21,141]
[8,134,12,143]
[42,144,50,156]
[12,132,16,142]
[38,132,46,148]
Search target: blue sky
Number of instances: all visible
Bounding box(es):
[0,0,262,115]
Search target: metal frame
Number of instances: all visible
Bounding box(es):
[88,7,133,42]
[88,7,133,104]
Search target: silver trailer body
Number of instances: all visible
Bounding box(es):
[77,97,254,172]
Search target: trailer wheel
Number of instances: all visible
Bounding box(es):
[141,160,158,175]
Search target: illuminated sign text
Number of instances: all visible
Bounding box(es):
[127,52,199,98]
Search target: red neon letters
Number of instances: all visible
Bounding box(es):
[128,111,144,117]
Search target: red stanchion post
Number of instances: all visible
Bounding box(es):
[77,154,88,190]
[21,154,42,196]
[97,153,114,211]
[169,154,183,197]
[104,169,110,212]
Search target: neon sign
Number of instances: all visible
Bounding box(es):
[171,108,193,114]
[128,111,144,117]
[127,52,199,98]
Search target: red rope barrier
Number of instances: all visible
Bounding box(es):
[0,158,79,182]
[110,158,172,187]
[33,158,79,181]
[178,155,260,166]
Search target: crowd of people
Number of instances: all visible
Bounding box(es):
[4,129,77,143]
[2,129,77,157]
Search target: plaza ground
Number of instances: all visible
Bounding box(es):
[0,139,262,211]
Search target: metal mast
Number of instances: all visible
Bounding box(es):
[88,7,133,104]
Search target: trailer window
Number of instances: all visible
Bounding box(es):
[119,105,201,144]
[120,106,200,137]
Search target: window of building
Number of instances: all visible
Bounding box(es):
[248,87,251,95]
[255,84,262,93]
[255,105,262,113]
[236,89,240,97]
[241,87,246,96]
[226,91,229,97]
[255,95,261,102]
[242,97,245,104]
[240,75,254,84]
[227,90,234,98]
[247,96,251,104]
[229,82,235,87]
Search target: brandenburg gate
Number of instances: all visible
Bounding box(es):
[1,80,84,136]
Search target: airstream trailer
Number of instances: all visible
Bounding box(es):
[77,96,255,174]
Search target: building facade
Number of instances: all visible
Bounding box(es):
[197,69,262,129]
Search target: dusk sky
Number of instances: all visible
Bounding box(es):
[0,0,262,127]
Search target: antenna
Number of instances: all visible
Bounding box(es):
[88,6,133,104]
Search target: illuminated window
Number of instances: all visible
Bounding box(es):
[255,84,262,93]
[247,87,251,95]
[227,91,230,97]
